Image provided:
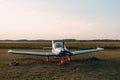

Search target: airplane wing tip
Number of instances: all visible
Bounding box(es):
[8,50,13,53]
[97,48,104,51]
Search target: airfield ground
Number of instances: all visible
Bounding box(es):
[0,42,120,80]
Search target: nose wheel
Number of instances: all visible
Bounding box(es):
[60,58,65,64]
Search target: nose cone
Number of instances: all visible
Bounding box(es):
[57,48,66,57]
[58,48,64,52]
[97,48,104,51]
[61,49,64,52]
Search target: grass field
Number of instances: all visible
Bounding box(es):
[0,42,120,80]
[0,42,120,49]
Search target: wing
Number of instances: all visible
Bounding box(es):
[8,50,56,56]
[72,48,104,55]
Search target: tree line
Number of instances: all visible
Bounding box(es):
[0,39,120,42]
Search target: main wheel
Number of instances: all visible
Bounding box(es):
[46,57,49,62]
[60,58,65,64]
[67,56,71,62]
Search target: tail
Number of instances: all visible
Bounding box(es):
[52,40,54,49]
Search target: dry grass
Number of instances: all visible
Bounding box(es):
[0,42,120,49]
[0,42,120,80]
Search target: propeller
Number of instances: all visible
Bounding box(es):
[62,39,65,49]
[62,39,73,56]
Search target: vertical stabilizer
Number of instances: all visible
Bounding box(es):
[52,40,54,49]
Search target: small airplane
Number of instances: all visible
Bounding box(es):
[8,40,104,64]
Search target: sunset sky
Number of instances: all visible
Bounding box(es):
[0,0,120,40]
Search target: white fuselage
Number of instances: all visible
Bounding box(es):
[52,42,68,56]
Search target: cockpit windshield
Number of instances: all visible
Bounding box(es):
[55,42,63,48]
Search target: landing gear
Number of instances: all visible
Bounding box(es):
[46,56,50,62]
[45,56,72,64]
[67,56,72,62]
[60,56,72,64]
[60,58,65,64]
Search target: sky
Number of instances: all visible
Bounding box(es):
[0,0,120,40]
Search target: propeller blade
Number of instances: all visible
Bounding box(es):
[63,50,73,55]
[62,39,73,55]
[63,39,65,49]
